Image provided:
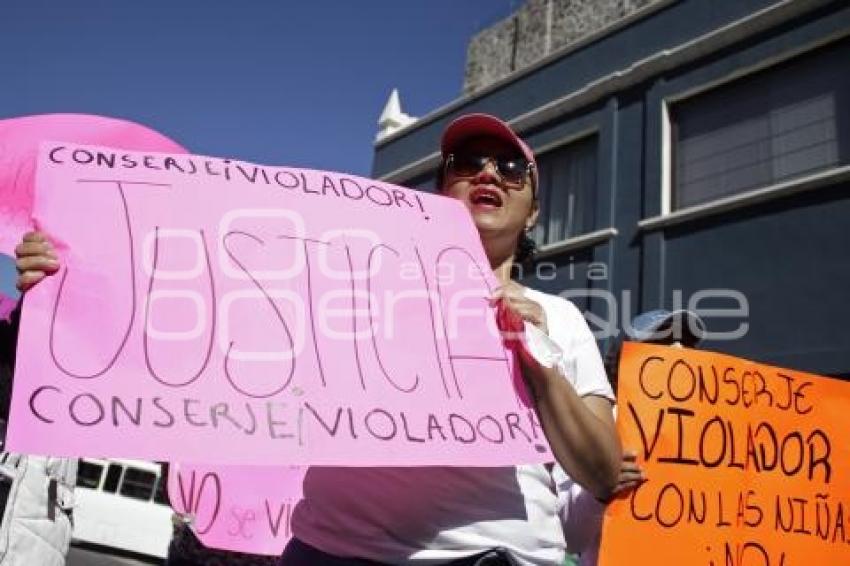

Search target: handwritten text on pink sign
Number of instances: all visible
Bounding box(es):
[9,143,547,466]
[168,464,305,556]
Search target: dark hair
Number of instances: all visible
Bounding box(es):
[514,231,537,269]
[435,158,448,194]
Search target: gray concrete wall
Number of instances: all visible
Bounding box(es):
[463,15,517,96]
[463,0,664,95]
[515,0,551,71]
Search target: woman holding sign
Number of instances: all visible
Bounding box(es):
[284,114,621,565]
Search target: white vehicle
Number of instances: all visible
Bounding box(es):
[72,458,174,559]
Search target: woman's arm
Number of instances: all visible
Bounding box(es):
[494,281,621,500]
[0,232,60,421]
[522,356,620,501]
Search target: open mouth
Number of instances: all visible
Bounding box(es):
[469,187,504,208]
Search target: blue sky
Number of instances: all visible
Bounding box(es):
[0,0,517,297]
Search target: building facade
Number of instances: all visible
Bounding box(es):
[372,0,850,379]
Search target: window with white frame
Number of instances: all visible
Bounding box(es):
[670,39,850,210]
[531,134,598,246]
[76,460,104,489]
[120,466,157,501]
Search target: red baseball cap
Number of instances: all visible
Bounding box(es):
[440,113,537,191]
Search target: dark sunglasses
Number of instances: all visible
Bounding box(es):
[445,153,534,189]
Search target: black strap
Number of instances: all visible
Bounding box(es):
[281,538,389,566]
[47,478,58,522]
[0,302,22,427]
[444,547,515,566]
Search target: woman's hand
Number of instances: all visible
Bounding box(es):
[492,281,553,391]
[15,231,60,292]
[613,449,645,496]
[491,280,548,335]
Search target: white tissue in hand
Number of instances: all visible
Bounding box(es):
[523,322,564,368]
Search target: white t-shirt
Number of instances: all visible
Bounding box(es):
[552,467,605,566]
[293,288,613,565]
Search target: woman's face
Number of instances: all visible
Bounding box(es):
[441,136,538,243]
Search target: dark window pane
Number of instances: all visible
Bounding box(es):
[103,464,122,493]
[672,38,850,209]
[76,461,104,489]
[119,467,156,501]
[532,135,598,245]
[153,476,169,506]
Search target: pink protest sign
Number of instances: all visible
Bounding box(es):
[8,143,549,466]
[167,464,305,556]
[0,114,186,256]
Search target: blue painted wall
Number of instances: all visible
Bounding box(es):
[372,0,850,378]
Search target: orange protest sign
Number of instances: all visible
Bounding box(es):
[599,343,850,566]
